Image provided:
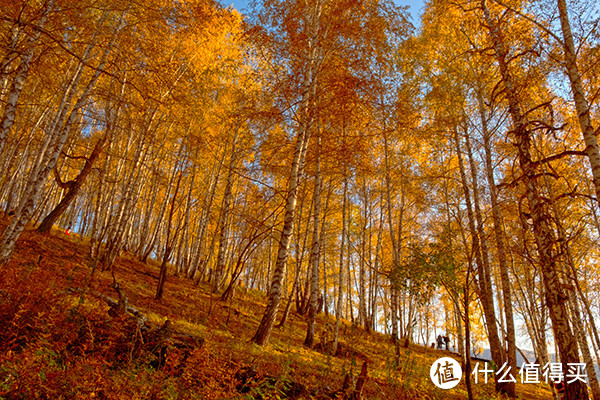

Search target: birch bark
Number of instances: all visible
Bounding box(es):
[454,124,505,391]
[332,173,348,355]
[481,1,588,397]
[251,0,323,346]
[0,0,55,156]
[304,143,321,348]
[478,90,517,398]
[556,0,600,207]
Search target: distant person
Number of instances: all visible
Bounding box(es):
[443,336,450,351]
[437,335,443,349]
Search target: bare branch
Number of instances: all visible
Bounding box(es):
[490,0,563,44]
[531,150,587,167]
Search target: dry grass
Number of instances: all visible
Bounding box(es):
[0,221,555,399]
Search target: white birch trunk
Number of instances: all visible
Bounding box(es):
[481,1,588,397]
[478,90,517,398]
[250,0,323,346]
[304,142,321,348]
[557,0,600,206]
[0,0,55,156]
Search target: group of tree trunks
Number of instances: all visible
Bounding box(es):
[1,1,600,399]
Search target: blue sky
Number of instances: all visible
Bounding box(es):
[225,0,426,25]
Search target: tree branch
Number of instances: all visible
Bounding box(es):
[61,150,90,161]
[53,168,75,189]
[490,0,563,44]
[531,150,586,167]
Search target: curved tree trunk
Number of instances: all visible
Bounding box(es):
[37,135,109,233]
[0,37,106,265]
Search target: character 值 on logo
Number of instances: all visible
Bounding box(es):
[430,357,462,389]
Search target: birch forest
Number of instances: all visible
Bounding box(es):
[1,0,600,399]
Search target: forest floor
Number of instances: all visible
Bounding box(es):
[0,220,555,399]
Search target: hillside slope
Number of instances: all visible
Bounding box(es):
[0,222,554,399]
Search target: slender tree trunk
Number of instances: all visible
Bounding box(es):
[251,0,325,341]
[141,147,179,263]
[383,132,401,342]
[572,269,600,369]
[568,291,600,400]
[454,124,505,392]
[359,176,369,330]
[556,0,600,207]
[333,173,348,355]
[0,0,55,156]
[304,145,321,348]
[0,22,25,102]
[276,270,298,328]
[176,170,195,275]
[546,178,600,400]
[296,181,313,315]
[156,170,183,300]
[464,265,474,400]
[214,142,237,292]
[190,152,224,279]
[251,69,314,345]
[477,89,517,398]
[136,172,161,255]
[279,198,308,327]
[368,204,384,332]
[319,178,332,317]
